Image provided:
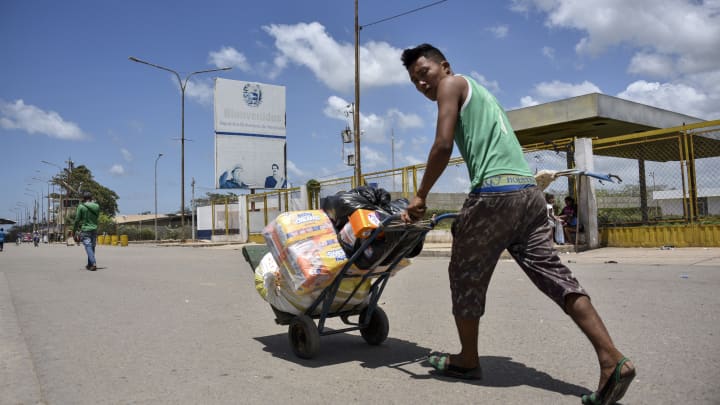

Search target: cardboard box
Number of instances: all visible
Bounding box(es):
[348,209,381,238]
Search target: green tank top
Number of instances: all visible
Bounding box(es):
[453,75,532,190]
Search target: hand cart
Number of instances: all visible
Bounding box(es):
[242,213,457,359]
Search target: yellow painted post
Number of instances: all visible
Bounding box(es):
[97,235,105,245]
[263,194,268,226]
[120,235,128,247]
[110,235,118,246]
[225,197,229,236]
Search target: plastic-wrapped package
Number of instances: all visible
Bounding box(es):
[254,252,314,314]
[345,257,413,277]
[262,210,348,295]
[254,252,371,315]
[284,235,348,294]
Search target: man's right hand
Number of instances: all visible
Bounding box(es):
[401,195,427,223]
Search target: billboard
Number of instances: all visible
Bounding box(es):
[214,78,286,189]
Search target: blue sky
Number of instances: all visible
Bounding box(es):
[2,0,719,221]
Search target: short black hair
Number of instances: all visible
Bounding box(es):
[401,43,447,69]
[272,163,279,170]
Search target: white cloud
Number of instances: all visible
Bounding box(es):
[512,0,720,86]
[262,22,407,93]
[514,80,600,109]
[488,24,509,38]
[360,145,387,169]
[511,0,720,118]
[514,0,719,66]
[286,160,304,178]
[110,164,125,176]
[532,80,601,102]
[542,46,555,60]
[183,78,214,105]
[120,148,133,162]
[617,80,709,118]
[520,96,540,107]
[627,52,675,78]
[470,71,501,93]
[323,95,352,120]
[387,109,424,130]
[0,99,88,140]
[323,96,425,144]
[208,46,251,71]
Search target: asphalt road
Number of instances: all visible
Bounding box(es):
[1,243,719,404]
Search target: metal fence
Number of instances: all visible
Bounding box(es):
[592,120,720,227]
[240,121,719,245]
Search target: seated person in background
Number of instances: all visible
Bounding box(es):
[560,196,578,243]
[545,193,565,245]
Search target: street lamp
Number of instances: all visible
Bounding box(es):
[129,56,231,240]
[154,153,163,241]
[23,192,37,232]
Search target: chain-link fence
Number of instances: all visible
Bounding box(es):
[592,121,720,227]
[690,125,720,223]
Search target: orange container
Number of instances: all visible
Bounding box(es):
[348,209,381,238]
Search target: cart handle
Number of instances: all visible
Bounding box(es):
[431,213,458,227]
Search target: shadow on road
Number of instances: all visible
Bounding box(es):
[255,333,588,398]
[254,332,432,369]
[420,355,589,397]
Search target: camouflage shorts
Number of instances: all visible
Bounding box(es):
[448,186,588,318]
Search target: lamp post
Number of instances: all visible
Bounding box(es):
[24,193,37,232]
[129,56,231,240]
[154,153,163,241]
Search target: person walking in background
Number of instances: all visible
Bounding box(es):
[399,43,634,405]
[73,191,100,271]
[0,228,5,252]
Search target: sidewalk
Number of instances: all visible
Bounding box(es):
[169,233,720,267]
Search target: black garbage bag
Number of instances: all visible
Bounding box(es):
[328,188,425,269]
[323,186,392,230]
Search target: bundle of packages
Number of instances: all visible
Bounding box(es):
[322,186,425,270]
[262,210,348,295]
[254,252,371,315]
[345,257,412,277]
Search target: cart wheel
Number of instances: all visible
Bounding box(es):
[359,306,389,345]
[288,315,320,359]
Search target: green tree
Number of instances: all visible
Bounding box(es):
[52,164,119,216]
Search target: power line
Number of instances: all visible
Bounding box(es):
[361,0,449,29]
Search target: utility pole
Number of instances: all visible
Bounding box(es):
[391,127,396,192]
[353,0,362,187]
[191,177,196,241]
